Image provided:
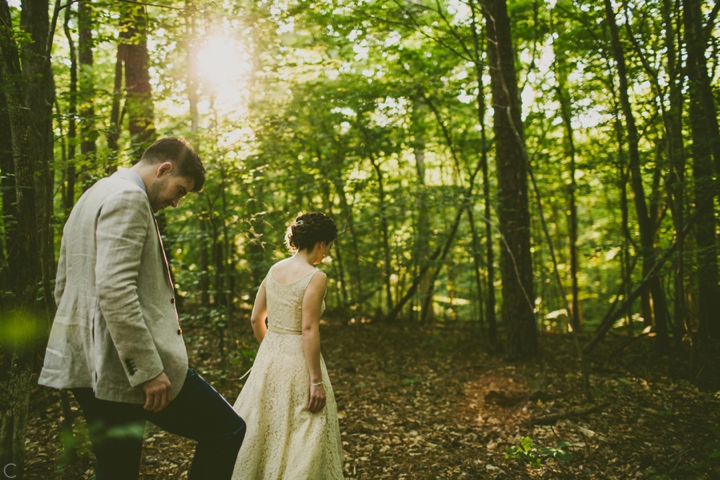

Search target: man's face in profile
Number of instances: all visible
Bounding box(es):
[147,162,195,213]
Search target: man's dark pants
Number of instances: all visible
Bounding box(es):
[72,368,245,480]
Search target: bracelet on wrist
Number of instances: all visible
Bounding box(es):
[311,381,323,386]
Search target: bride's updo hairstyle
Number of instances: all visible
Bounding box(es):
[285,212,337,252]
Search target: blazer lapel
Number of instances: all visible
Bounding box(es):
[153,217,174,290]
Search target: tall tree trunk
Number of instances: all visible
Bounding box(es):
[107,45,123,173]
[620,165,634,334]
[330,168,363,310]
[683,0,720,354]
[186,7,199,143]
[198,213,211,308]
[466,205,485,329]
[78,0,96,171]
[332,224,349,311]
[685,0,720,177]
[0,1,46,476]
[219,177,238,356]
[0,58,17,320]
[62,2,77,214]
[481,149,498,346]
[554,47,581,332]
[604,0,670,351]
[368,153,394,315]
[120,2,154,160]
[21,0,55,320]
[320,181,349,311]
[212,216,226,355]
[662,0,687,346]
[607,65,635,334]
[410,99,435,323]
[247,182,267,289]
[220,174,235,316]
[486,0,537,359]
[470,0,497,346]
[607,3,648,331]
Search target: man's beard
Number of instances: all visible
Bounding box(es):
[147,178,169,212]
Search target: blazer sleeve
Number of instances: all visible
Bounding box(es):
[95,189,164,387]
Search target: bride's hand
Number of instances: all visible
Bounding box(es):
[307,383,326,413]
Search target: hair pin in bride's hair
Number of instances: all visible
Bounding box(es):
[296,220,304,225]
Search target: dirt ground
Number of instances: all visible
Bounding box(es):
[22,320,720,479]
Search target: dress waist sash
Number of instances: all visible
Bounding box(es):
[268,324,302,335]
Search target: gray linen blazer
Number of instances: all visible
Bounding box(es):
[39,169,188,404]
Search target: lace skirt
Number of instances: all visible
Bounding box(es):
[231,330,344,479]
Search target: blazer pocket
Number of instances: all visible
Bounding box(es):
[92,308,132,387]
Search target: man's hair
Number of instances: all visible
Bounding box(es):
[140,137,205,192]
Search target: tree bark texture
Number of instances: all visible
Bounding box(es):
[107,45,123,173]
[0,0,42,310]
[120,2,154,160]
[683,0,720,346]
[20,0,55,319]
[62,2,77,213]
[78,0,96,162]
[0,1,46,476]
[685,0,720,177]
[486,0,537,359]
[0,58,18,315]
[466,205,485,328]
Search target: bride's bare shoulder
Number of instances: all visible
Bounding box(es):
[271,258,291,268]
[270,257,316,283]
[270,257,294,273]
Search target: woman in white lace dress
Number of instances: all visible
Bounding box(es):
[232,212,344,479]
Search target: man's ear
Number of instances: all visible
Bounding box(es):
[156,161,174,178]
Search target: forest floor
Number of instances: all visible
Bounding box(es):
[22,319,720,479]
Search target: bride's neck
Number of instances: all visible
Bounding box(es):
[293,248,316,266]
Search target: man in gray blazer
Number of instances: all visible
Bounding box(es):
[39,137,245,479]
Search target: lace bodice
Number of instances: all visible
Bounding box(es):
[265,264,325,334]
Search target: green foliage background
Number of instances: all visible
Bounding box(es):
[5,0,720,340]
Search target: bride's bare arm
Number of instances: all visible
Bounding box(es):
[302,271,327,413]
[250,281,268,343]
